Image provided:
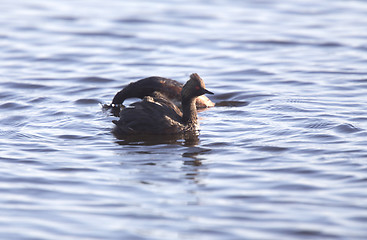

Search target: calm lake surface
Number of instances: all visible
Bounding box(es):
[1,0,367,239]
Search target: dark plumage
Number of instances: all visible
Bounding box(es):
[112,73,213,135]
[111,76,214,109]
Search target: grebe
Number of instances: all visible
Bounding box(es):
[112,73,213,135]
[111,76,215,109]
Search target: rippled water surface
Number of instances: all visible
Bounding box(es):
[1,0,367,239]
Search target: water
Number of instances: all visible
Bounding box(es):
[1,0,367,239]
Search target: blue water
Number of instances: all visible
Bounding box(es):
[1,0,367,239]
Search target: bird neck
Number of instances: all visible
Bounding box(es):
[182,97,197,126]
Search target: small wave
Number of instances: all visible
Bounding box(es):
[306,133,340,141]
[272,183,322,191]
[74,31,134,39]
[298,70,367,75]
[79,77,116,83]
[29,97,50,104]
[3,82,51,90]
[0,102,30,110]
[334,123,362,134]
[218,69,274,76]
[246,39,343,48]
[74,98,101,105]
[57,134,94,140]
[303,120,335,130]
[253,145,289,152]
[268,104,315,113]
[48,167,97,172]
[281,80,315,86]
[115,18,153,24]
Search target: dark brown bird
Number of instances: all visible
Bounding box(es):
[112,73,213,135]
[111,76,215,109]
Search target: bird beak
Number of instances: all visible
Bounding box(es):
[203,88,214,95]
